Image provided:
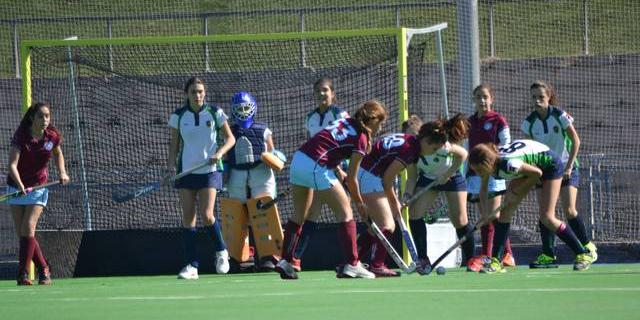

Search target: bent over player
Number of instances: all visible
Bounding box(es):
[276,100,387,280]
[357,132,421,277]
[468,140,595,273]
[220,91,285,272]
[404,114,475,273]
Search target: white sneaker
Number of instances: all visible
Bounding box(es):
[215,250,230,274]
[178,264,199,280]
[342,262,375,279]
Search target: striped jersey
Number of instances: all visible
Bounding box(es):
[305,104,349,137]
[298,117,368,168]
[361,133,420,177]
[521,106,577,167]
[168,104,227,174]
[417,142,457,179]
[494,139,556,180]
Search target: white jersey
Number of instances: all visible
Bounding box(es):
[168,104,228,174]
[521,106,576,166]
[305,104,349,137]
[495,139,554,180]
[417,142,456,179]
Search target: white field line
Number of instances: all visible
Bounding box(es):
[14,287,640,302]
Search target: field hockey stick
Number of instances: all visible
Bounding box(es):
[396,212,420,264]
[395,179,440,263]
[428,203,505,272]
[363,219,416,274]
[400,180,438,209]
[0,181,60,203]
[257,188,291,210]
[112,160,210,203]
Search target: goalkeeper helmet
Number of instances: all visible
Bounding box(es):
[231,91,257,129]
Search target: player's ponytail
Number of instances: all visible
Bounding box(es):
[417,118,447,145]
[354,99,388,152]
[530,80,560,106]
[444,113,470,144]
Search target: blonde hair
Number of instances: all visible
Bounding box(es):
[354,99,388,151]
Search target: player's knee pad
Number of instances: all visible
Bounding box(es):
[220,197,251,262]
[247,195,284,259]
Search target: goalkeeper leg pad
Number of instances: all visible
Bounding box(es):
[220,197,252,262]
[247,196,284,260]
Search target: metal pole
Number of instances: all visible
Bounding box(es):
[456,0,481,115]
[107,19,114,72]
[435,30,449,118]
[13,21,20,78]
[66,47,93,231]
[299,12,307,68]
[588,155,596,240]
[582,0,590,55]
[203,16,211,72]
[488,0,496,58]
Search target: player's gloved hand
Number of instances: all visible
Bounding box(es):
[401,192,413,206]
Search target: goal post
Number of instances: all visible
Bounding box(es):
[19,24,450,265]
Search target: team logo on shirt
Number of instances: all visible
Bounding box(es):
[44,141,54,151]
[206,120,212,128]
[483,122,493,131]
[553,126,559,133]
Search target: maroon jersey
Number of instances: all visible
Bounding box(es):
[361,133,420,177]
[468,110,509,149]
[7,127,61,188]
[298,118,369,168]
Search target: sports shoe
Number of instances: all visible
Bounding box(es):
[466,255,490,272]
[38,266,52,285]
[257,256,276,272]
[215,250,230,274]
[480,257,506,274]
[584,242,598,262]
[369,265,400,278]
[501,252,517,267]
[275,259,299,280]
[416,258,432,275]
[291,257,302,272]
[529,253,559,269]
[177,264,199,280]
[573,251,595,271]
[17,271,33,286]
[341,261,375,279]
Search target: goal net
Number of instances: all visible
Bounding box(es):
[20,25,449,231]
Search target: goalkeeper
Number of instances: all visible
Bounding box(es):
[221,91,285,271]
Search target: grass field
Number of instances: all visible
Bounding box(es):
[1,263,639,320]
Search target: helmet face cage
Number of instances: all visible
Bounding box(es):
[232,102,256,121]
[231,92,257,122]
